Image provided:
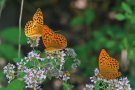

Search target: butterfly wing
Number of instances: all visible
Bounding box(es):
[98,49,121,80]
[33,8,43,26]
[24,21,42,38]
[42,25,67,53]
[54,33,67,48]
[24,8,43,38]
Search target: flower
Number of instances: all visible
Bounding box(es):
[3,47,79,89]
[84,68,132,90]
[65,48,77,58]
[24,68,47,88]
[3,63,15,83]
[25,50,44,62]
[27,37,40,47]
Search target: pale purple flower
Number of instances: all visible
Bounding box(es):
[27,37,40,47]
[24,68,47,88]
[84,68,132,90]
[3,63,15,83]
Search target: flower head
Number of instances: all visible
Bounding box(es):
[3,63,15,83]
[84,68,131,90]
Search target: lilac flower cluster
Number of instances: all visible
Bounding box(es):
[27,37,40,47]
[3,37,80,89]
[24,68,47,88]
[3,63,15,83]
[84,68,132,90]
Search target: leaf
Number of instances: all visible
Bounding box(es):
[0,70,4,82]
[0,44,20,60]
[129,15,135,24]
[0,88,6,90]
[18,72,25,78]
[128,49,135,59]
[122,2,132,14]
[64,57,74,70]
[70,15,84,27]
[6,79,24,90]
[84,9,95,25]
[0,27,27,45]
[13,58,22,63]
[63,82,74,90]
[115,14,126,21]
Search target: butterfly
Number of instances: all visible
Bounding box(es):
[24,8,43,38]
[42,25,67,53]
[98,49,122,80]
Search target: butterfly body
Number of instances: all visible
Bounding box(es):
[98,49,121,80]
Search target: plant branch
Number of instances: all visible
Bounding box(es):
[18,0,24,58]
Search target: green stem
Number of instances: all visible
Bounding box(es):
[18,0,24,58]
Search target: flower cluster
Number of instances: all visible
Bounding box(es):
[84,68,131,90]
[3,63,15,83]
[3,38,80,89]
[24,68,47,88]
[27,37,40,47]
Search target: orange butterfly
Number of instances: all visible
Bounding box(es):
[24,8,43,38]
[98,49,122,80]
[42,25,67,53]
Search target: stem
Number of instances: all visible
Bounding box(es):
[34,87,36,90]
[18,0,24,58]
[0,0,5,18]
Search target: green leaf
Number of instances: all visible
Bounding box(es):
[128,49,135,59]
[106,41,115,48]
[70,15,84,26]
[0,27,27,45]
[0,88,6,90]
[13,58,22,63]
[6,79,24,90]
[18,72,25,78]
[64,57,74,70]
[63,82,74,90]
[115,14,126,21]
[129,15,135,24]
[84,9,95,25]
[122,2,132,14]
[0,70,4,82]
[0,44,19,60]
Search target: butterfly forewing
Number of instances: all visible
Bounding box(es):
[98,49,122,80]
[33,8,43,25]
[24,8,43,38]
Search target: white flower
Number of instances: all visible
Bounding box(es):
[24,68,47,88]
[65,48,77,58]
[3,63,15,83]
[84,68,132,90]
[94,68,99,76]
[27,37,40,47]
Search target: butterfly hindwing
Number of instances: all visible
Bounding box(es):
[42,25,67,53]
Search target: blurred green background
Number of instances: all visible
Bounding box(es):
[0,0,135,90]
